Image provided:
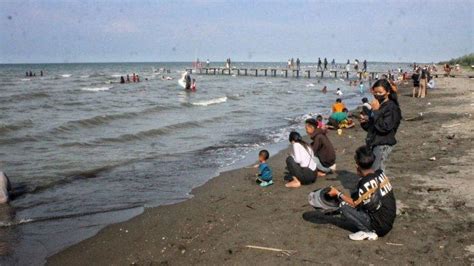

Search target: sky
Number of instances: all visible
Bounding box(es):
[0,0,473,63]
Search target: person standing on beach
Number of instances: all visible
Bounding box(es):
[360,79,401,172]
[326,146,396,240]
[305,119,336,177]
[411,68,420,97]
[419,66,429,98]
[284,132,317,188]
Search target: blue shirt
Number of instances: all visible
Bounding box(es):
[258,163,273,182]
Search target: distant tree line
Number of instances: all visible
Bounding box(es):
[439,53,474,66]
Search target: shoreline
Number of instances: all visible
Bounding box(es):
[48,76,473,265]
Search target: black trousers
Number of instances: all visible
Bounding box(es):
[285,156,316,185]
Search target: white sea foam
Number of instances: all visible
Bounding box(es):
[80,75,90,78]
[81,86,112,92]
[61,74,72,78]
[0,218,34,227]
[192,96,227,106]
[306,83,315,87]
[20,78,31,81]
[111,74,122,78]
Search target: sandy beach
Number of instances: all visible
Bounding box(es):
[48,76,473,265]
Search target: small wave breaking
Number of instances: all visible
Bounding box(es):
[81,86,112,92]
[191,96,227,106]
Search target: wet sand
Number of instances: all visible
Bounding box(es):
[48,76,474,265]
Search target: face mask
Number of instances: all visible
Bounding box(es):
[374,94,386,103]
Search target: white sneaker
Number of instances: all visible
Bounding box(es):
[329,164,337,172]
[349,231,378,241]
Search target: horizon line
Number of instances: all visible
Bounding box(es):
[0,60,427,65]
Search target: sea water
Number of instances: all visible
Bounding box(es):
[0,61,409,264]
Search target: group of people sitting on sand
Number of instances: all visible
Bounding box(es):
[255,78,402,241]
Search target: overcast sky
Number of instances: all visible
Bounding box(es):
[1,0,472,63]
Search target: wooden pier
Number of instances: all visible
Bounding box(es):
[185,67,383,80]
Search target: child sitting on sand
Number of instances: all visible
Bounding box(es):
[316,115,326,129]
[255,150,273,187]
[361,97,372,116]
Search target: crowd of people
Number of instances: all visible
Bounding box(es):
[120,73,140,84]
[254,76,401,241]
[410,64,436,98]
[25,70,43,77]
[287,58,301,70]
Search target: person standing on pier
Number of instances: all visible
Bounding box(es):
[363,60,367,72]
[331,59,336,69]
[296,58,301,70]
[291,58,295,69]
[346,60,351,72]
[317,58,322,71]
[324,58,328,70]
[288,59,291,69]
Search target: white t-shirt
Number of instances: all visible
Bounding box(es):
[0,172,9,204]
[336,90,343,96]
[291,143,317,171]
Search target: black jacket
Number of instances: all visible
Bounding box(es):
[361,100,401,148]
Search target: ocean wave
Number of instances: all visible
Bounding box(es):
[61,74,72,78]
[50,106,172,133]
[0,92,50,103]
[0,205,142,228]
[80,75,90,78]
[0,119,34,133]
[191,96,227,106]
[62,116,226,146]
[81,86,112,92]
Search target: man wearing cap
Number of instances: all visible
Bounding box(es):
[305,118,336,176]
